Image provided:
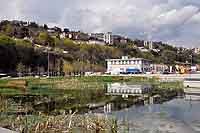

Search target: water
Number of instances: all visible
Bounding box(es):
[108,99,200,132]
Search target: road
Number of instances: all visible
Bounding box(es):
[103,74,200,81]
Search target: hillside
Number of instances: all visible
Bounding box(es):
[0,20,199,76]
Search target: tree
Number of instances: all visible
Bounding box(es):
[43,24,48,30]
[2,24,14,36]
[16,62,25,77]
[0,35,17,71]
[28,22,39,28]
[19,27,30,38]
[37,32,54,46]
[161,50,177,65]
[63,61,73,76]
[15,39,34,66]
[63,38,78,51]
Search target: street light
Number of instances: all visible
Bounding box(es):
[47,43,50,77]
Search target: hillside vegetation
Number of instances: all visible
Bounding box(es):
[0,20,200,75]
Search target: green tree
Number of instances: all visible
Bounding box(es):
[63,61,73,76]
[63,38,78,51]
[37,32,54,46]
[161,50,177,65]
[0,35,17,71]
[2,24,14,36]
[15,39,34,66]
[16,62,25,76]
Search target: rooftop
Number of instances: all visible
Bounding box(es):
[106,56,151,61]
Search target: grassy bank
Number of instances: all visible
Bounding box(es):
[0,76,183,94]
[0,114,118,133]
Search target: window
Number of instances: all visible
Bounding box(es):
[127,60,130,65]
[123,61,126,65]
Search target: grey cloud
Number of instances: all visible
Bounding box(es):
[0,0,200,47]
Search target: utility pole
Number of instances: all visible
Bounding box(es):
[47,42,50,77]
[190,54,193,77]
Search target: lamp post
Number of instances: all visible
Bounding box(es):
[190,54,193,77]
[47,42,50,77]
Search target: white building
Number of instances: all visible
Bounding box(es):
[88,40,106,45]
[138,47,149,52]
[106,56,151,74]
[90,32,113,45]
[144,41,153,49]
[90,33,104,41]
[150,64,168,74]
[193,48,200,54]
[104,32,113,45]
[60,33,66,39]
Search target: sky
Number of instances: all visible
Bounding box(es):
[0,0,200,47]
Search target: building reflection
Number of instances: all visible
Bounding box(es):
[106,83,152,98]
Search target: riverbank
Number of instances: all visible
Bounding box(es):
[0,76,184,132]
[0,76,184,111]
[0,113,118,133]
[1,75,183,86]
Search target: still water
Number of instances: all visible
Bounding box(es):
[102,98,200,133]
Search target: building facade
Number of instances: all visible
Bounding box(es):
[90,32,113,45]
[144,41,153,49]
[113,35,128,44]
[90,33,104,41]
[150,64,168,74]
[192,48,200,54]
[104,32,113,45]
[87,39,106,45]
[106,56,151,74]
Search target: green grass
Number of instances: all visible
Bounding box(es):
[0,88,23,95]
[157,81,183,89]
[0,76,183,93]
[75,76,152,82]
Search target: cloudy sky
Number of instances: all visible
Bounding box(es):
[0,0,200,47]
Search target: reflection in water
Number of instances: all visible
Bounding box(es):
[110,99,200,133]
[107,83,152,97]
[104,103,112,113]
[99,83,156,114]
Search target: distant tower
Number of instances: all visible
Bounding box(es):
[144,41,153,49]
[149,41,153,49]
[144,41,148,46]
[104,32,113,45]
